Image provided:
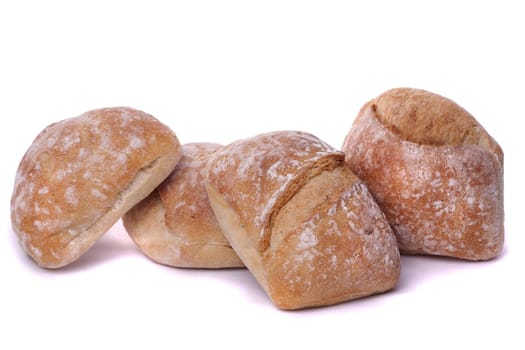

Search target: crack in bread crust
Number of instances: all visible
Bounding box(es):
[205,131,401,309]
[204,131,346,259]
[258,154,343,253]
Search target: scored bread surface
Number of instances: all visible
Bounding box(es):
[204,131,400,309]
[11,107,181,268]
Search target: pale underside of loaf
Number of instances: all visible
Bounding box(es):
[123,190,244,268]
[123,142,244,268]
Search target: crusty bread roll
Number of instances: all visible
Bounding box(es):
[123,143,244,268]
[203,131,400,310]
[11,107,182,268]
[342,88,504,260]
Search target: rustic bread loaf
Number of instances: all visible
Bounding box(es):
[342,88,504,260]
[11,107,181,268]
[123,143,244,268]
[203,131,400,309]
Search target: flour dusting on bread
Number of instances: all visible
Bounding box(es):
[205,131,401,309]
[11,107,181,268]
[343,88,504,260]
[206,131,343,253]
[123,142,244,268]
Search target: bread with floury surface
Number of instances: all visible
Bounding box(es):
[203,130,400,310]
[342,88,504,260]
[11,107,182,268]
[123,142,244,268]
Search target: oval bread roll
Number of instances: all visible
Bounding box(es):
[203,131,400,310]
[123,143,244,268]
[11,107,182,268]
[342,88,504,260]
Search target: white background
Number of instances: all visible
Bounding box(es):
[1,1,523,348]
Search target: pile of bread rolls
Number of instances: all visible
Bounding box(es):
[10,88,504,310]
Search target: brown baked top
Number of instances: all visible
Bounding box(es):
[372,88,503,162]
[204,131,345,252]
[159,143,226,245]
[11,107,180,261]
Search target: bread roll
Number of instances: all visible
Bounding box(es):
[123,143,244,268]
[11,107,182,268]
[203,131,400,310]
[342,88,504,260]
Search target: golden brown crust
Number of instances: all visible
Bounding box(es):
[342,88,504,260]
[11,107,181,268]
[204,131,344,254]
[266,167,400,309]
[373,88,503,162]
[204,131,400,309]
[160,143,224,241]
[123,143,244,268]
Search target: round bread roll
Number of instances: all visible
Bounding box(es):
[11,107,182,268]
[204,131,400,309]
[123,143,244,268]
[342,88,504,260]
